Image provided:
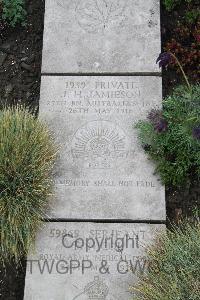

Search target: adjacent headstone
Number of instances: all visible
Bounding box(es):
[24,222,165,300]
[42,0,161,73]
[39,76,165,220]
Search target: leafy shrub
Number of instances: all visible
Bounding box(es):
[131,222,200,300]
[185,9,200,24]
[1,0,26,27]
[162,0,181,11]
[0,106,57,264]
[162,0,195,11]
[136,85,200,187]
[164,20,200,81]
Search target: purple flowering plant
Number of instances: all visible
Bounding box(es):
[193,126,200,140]
[136,85,200,187]
[156,52,172,68]
[147,109,168,133]
[156,51,191,91]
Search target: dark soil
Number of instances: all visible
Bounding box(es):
[0,260,26,300]
[161,2,200,225]
[0,1,199,299]
[161,4,183,97]
[161,1,200,97]
[0,0,44,299]
[0,0,44,110]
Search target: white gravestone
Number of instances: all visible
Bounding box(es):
[42,0,161,73]
[24,222,165,300]
[39,76,165,220]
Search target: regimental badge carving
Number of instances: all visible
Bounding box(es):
[73,276,109,299]
[84,276,109,299]
[71,121,129,169]
[75,0,128,33]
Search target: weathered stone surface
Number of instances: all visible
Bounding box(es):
[39,75,165,220]
[42,0,161,73]
[24,222,165,300]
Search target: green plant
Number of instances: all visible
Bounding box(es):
[0,106,57,264]
[164,20,200,81]
[1,0,26,27]
[162,0,194,11]
[162,0,181,11]
[185,9,200,24]
[157,51,192,90]
[136,84,200,187]
[131,222,200,300]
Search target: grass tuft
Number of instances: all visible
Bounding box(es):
[0,106,57,264]
[131,222,200,300]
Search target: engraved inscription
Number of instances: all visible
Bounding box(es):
[53,179,157,188]
[73,276,109,300]
[76,0,128,33]
[46,80,159,115]
[71,120,129,169]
